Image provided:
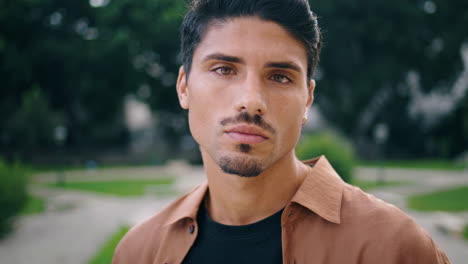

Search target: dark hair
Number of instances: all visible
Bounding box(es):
[180,0,322,80]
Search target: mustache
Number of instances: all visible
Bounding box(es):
[220,112,276,135]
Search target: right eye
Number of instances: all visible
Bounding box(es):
[213,66,234,76]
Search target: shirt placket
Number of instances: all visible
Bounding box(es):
[282,203,301,264]
[154,218,198,264]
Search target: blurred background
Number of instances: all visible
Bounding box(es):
[0,0,467,263]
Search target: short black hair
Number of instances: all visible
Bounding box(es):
[180,0,322,81]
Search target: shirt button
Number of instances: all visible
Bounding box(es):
[188,224,195,234]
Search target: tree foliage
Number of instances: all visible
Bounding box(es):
[0,0,186,159]
[0,0,466,161]
[311,0,468,158]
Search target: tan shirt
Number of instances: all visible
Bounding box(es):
[113,156,450,264]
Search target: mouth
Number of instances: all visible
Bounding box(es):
[225,125,269,144]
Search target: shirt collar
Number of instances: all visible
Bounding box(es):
[291,155,344,224]
[165,155,344,226]
[165,182,209,226]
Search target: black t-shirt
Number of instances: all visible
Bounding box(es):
[182,204,283,264]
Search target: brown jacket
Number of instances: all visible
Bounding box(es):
[113,156,450,264]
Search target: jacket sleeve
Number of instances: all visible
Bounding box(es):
[395,217,451,264]
[111,233,130,264]
[111,224,155,264]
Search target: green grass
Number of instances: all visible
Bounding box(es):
[21,195,46,215]
[464,225,468,241]
[359,160,466,171]
[351,179,406,190]
[89,226,129,264]
[408,186,468,212]
[49,179,175,196]
[27,162,166,175]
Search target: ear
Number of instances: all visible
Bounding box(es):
[302,79,315,120]
[176,66,189,109]
[306,79,315,108]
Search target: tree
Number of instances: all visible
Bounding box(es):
[311,0,468,158]
[0,0,187,160]
[4,86,55,159]
[1,0,466,161]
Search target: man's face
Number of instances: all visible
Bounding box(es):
[177,17,314,177]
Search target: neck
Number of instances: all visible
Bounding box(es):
[201,149,309,226]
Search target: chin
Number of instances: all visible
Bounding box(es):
[217,154,265,178]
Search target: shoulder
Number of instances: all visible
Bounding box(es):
[341,183,420,237]
[340,184,449,263]
[112,183,207,264]
[341,183,408,226]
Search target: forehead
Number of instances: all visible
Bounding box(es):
[193,16,308,69]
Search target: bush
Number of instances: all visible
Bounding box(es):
[296,132,356,183]
[0,160,28,238]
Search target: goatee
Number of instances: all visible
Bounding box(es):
[218,155,263,177]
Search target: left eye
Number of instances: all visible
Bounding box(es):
[271,74,291,83]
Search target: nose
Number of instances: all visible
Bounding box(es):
[234,75,267,116]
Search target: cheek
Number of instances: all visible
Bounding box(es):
[186,90,222,144]
[187,99,208,133]
[274,93,306,123]
[272,94,306,142]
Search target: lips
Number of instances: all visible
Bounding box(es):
[225,125,268,144]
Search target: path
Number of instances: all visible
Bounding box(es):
[0,161,204,264]
[0,187,175,264]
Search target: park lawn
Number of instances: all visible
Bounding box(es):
[89,226,129,264]
[408,186,468,212]
[21,195,46,215]
[49,178,174,196]
[351,179,406,190]
[28,162,157,173]
[359,160,466,171]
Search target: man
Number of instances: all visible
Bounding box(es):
[113,0,450,263]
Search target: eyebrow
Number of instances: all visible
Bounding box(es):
[203,52,302,73]
[203,53,245,64]
[265,61,302,73]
